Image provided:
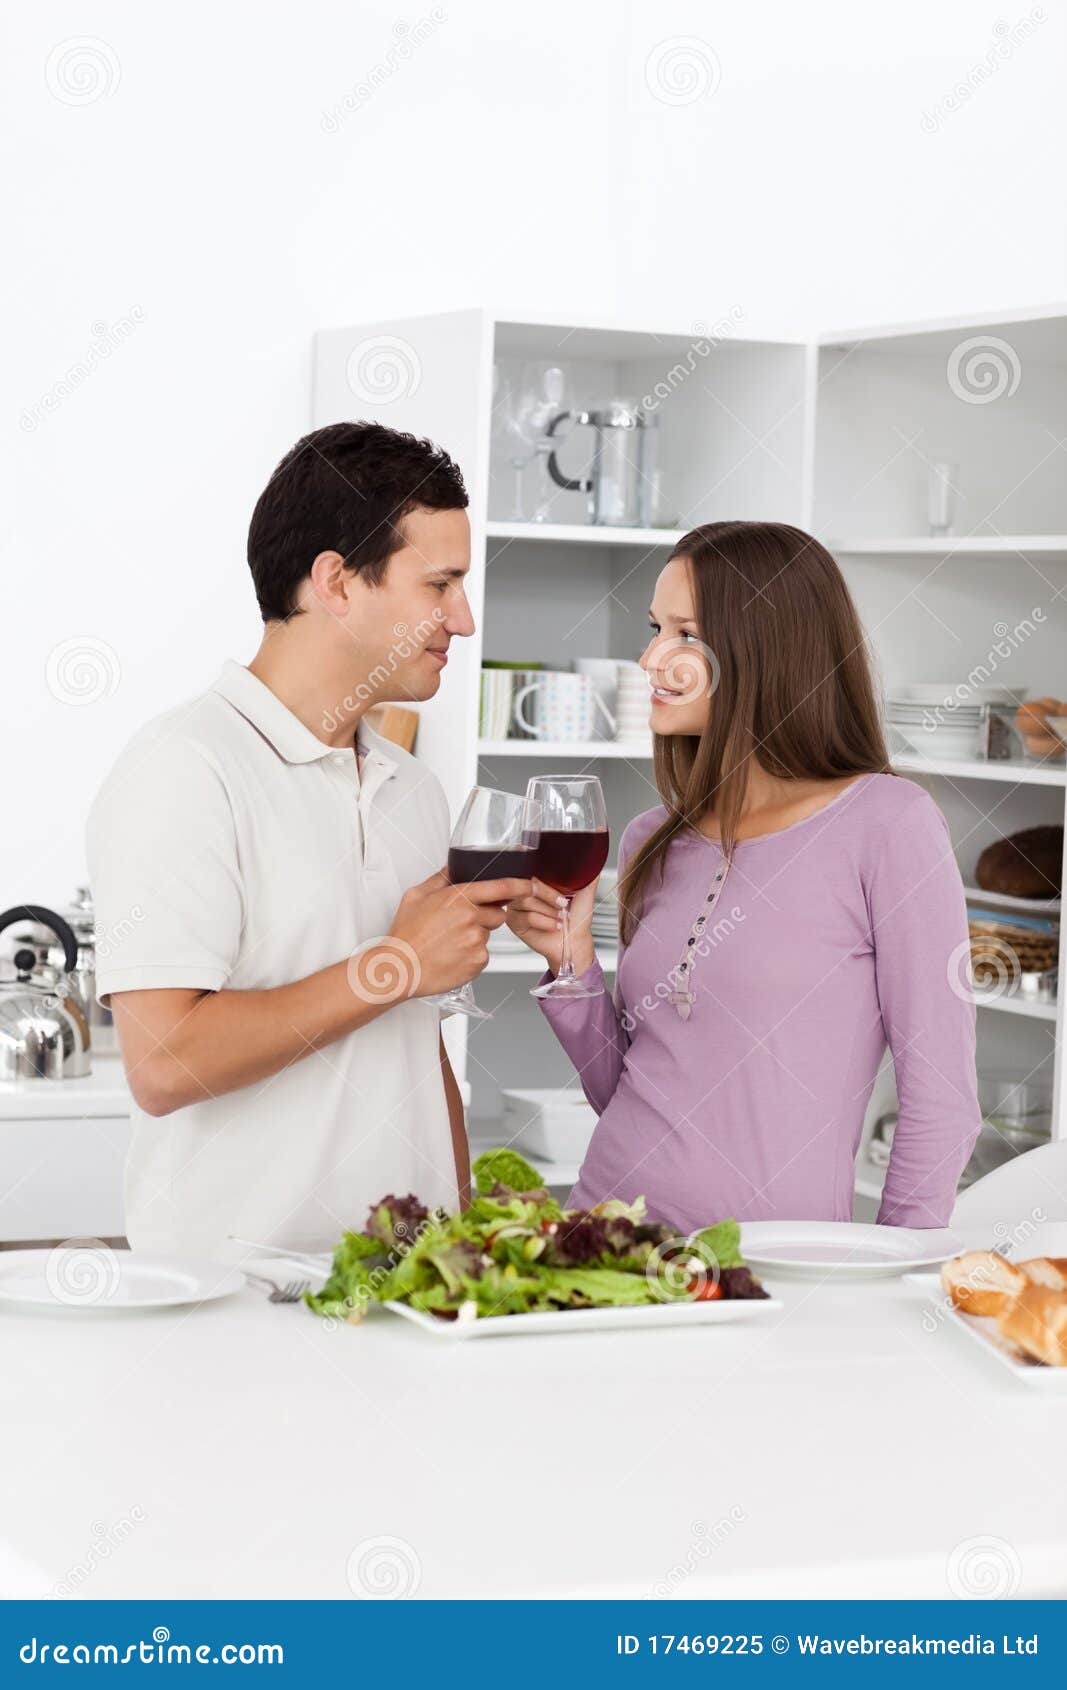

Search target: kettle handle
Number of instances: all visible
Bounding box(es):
[0,905,80,973]
[545,410,594,494]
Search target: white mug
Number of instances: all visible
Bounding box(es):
[512,673,617,741]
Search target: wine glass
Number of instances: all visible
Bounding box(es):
[492,362,568,522]
[428,786,541,1020]
[526,775,609,1001]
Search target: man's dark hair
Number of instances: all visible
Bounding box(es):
[247,420,468,622]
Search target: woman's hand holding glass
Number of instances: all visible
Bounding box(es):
[505,877,599,979]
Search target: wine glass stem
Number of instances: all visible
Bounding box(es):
[511,460,525,520]
[556,896,576,984]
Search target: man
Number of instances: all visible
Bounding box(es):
[87,421,530,1258]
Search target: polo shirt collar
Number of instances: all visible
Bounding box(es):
[212,660,398,778]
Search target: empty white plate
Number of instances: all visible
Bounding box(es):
[740,1221,978,1279]
[0,1248,245,1312]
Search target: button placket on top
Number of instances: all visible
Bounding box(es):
[667,852,731,1022]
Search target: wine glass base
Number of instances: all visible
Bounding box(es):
[529,977,605,1001]
[429,993,492,1021]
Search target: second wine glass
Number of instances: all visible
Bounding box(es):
[430,786,541,1020]
[526,775,609,1001]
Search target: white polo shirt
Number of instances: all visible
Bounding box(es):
[86,660,457,1258]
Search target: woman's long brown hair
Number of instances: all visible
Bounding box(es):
[618,521,891,944]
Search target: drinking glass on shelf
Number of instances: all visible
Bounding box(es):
[492,362,568,521]
[526,775,610,1001]
[928,461,959,537]
[429,786,541,1020]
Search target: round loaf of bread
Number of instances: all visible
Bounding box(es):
[975,825,1064,899]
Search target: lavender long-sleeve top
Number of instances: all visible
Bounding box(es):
[539,774,982,1232]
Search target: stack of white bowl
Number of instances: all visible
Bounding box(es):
[614,661,652,746]
[885,683,1028,761]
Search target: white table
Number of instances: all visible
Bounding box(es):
[2,1269,1065,1600]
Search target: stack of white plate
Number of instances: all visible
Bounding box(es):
[614,661,653,746]
[885,682,1027,761]
[591,867,618,947]
[501,1087,596,1164]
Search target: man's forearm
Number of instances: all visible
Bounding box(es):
[113,955,399,1116]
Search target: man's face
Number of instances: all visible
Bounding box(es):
[340,506,475,703]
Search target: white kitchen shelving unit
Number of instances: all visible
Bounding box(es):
[313,303,1067,1193]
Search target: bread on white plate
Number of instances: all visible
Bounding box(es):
[939,1250,1029,1317]
[1016,1257,1067,1292]
[997,1285,1067,1367]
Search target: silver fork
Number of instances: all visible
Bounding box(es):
[244,1271,311,1304]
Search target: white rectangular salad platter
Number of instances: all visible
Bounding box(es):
[382,1295,783,1340]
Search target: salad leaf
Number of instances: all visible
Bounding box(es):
[690,1218,744,1270]
[472,1148,544,1196]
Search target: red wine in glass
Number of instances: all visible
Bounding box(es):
[533,830,609,895]
[525,775,609,1001]
[448,844,539,884]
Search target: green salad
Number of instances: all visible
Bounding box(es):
[305,1148,768,1324]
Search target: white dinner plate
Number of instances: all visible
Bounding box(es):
[382,1294,783,1340]
[903,1273,1067,1390]
[0,1248,245,1312]
[738,1221,980,1279]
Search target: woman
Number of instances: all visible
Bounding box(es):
[507,521,981,1232]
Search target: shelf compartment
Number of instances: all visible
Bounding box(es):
[828,536,1067,560]
[893,753,1067,788]
[478,738,654,760]
[486,521,684,549]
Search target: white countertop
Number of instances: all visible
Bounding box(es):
[3,1268,1065,1600]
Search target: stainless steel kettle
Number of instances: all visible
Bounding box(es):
[544,398,660,528]
[10,886,116,1054]
[0,905,92,1080]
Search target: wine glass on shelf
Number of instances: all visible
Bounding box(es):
[492,362,568,522]
[526,775,610,1001]
[428,786,542,1020]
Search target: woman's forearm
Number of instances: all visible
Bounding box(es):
[537,960,629,1115]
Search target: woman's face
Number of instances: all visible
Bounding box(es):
[639,554,719,736]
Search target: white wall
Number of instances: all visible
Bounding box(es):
[7,0,1066,899]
